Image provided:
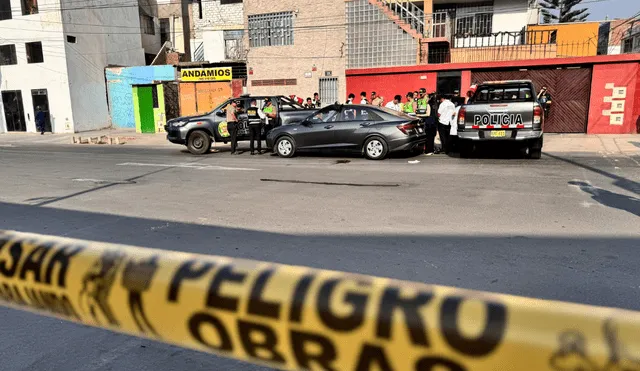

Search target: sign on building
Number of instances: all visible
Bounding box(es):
[180,67,233,82]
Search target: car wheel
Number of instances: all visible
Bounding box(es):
[275,136,296,158]
[187,130,211,155]
[363,136,388,160]
[528,148,542,160]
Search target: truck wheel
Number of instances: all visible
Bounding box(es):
[459,142,473,158]
[528,148,542,160]
[187,130,211,155]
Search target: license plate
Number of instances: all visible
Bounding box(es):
[490,130,506,138]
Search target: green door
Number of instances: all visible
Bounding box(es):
[134,86,156,133]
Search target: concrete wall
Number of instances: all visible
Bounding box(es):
[492,0,528,33]
[203,29,225,63]
[61,0,146,132]
[587,62,640,134]
[139,0,162,56]
[158,2,188,54]
[105,65,175,129]
[0,0,74,133]
[246,0,347,103]
[192,0,244,39]
[529,23,601,57]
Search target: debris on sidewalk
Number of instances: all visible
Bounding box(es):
[72,136,125,145]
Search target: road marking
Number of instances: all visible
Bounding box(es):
[0,144,14,147]
[117,162,260,171]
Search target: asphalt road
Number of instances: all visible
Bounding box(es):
[0,143,639,371]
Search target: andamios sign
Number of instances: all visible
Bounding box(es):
[180,67,233,82]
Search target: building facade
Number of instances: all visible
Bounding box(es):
[245,0,347,106]
[157,0,191,59]
[0,0,146,134]
[191,0,244,63]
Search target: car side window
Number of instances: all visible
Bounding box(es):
[341,108,382,122]
[310,107,341,123]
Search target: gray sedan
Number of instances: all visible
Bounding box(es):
[266,104,426,160]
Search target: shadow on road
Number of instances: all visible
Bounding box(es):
[545,152,640,196]
[569,181,640,217]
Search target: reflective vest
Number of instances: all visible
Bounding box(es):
[246,107,261,125]
[263,106,274,114]
[417,98,428,115]
[403,101,415,114]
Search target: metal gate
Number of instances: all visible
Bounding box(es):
[471,68,592,133]
[319,77,338,106]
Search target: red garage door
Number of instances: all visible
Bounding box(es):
[472,68,592,133]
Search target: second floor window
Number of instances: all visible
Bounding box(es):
[0,44,17,65]
[21,0,38,15]
[248,12,294,48]
[456,13,493,36]
[140,14,155,35]
[0,0,11,20]
[26,41,43,63]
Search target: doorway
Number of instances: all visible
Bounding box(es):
[31,89,51,132]
[437,71,461,96]
[319,77,338,106]
[1,90,26,132]
[132,85,157,134]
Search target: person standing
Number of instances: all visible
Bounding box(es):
[35,106,46,135]
[313,92,321,108]
[360,92,369,105]
[247,99,266,155]
[385,95,402,112]
[305,97,314,109]
[227,100,239,155]
[415,89,433,155]
[346,93,355,104]
[437,95,456,155]
[262,98,277,129]
[403,92,416,115]
[423,94,439,155]
[537,86,553,118]
[371,91,384,107]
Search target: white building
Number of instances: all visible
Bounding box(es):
[0,0,148,133]
[190,0,244,63]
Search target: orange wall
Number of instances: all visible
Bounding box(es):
[529,23,600,57]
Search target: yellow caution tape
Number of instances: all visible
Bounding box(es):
[0,230,639,371]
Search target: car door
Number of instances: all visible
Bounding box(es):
[330,107,381,149]
[294,106,342,149]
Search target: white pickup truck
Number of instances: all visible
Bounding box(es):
[456,80,544,159]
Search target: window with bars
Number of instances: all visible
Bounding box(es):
[455,13,492,36]
[248,12,294,48]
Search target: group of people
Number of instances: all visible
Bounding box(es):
[225,98,277,155]
[289,93,322,109]
[347,89,465,155]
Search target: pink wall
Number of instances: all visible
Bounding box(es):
[461,70,472,94]
[587,63,640,134]
[346,72,437,104]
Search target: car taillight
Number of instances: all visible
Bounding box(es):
[533,105,542,125]
[397,123,415,135]
[458,107,466,127]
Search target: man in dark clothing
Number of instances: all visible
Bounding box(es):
[227,100,239,154]
[247,99,266,155]
[537,86,553,118]
[35,107,46,135]
[424,95,439,155]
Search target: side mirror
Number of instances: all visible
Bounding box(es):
[215,111,225,117]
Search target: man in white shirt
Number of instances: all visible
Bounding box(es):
[385,95,402,112]
[360,92,369,105]
[437,95,456,154]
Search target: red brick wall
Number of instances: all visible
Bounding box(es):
[346,72,438,104]
[587,62,640,134]
[232,79,244,98]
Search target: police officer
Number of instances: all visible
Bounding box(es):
[403,92,416,115]
[415,88,436,155]
[263,98,277,128]
[247,99,266,155]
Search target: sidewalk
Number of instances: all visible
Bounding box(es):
[1,129,639,155]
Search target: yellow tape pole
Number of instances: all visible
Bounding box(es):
[0,230,639,371]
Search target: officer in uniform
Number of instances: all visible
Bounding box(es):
[247,99,266,155]
[416,88,436,155]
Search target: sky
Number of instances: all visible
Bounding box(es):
[584,0,639,21]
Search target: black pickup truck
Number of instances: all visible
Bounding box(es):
[165,95,317,155]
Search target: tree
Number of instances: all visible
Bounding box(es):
[538,0,590,23]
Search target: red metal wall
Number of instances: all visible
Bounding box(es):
[347,72,437,103]
[587,62,640,134]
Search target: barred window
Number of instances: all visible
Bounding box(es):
[456,13,492,36]
[248,12,294,48]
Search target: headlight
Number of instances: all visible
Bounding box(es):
[171,121,187,128]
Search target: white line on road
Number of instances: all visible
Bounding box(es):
[117,162,260,171]
[72,178,135,185]
[0,144,15,147]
